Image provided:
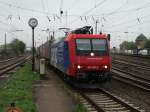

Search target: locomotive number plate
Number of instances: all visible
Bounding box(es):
[87,66,99,69]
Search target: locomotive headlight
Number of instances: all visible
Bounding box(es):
[90,52,94,56]
[104,65,108,69]
[77,65,81,69]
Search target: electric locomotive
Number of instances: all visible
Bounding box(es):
[50,26,111,81]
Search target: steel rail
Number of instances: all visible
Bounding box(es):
[78,88,143,112]
[111,69,150,92]
[0,56,29,76]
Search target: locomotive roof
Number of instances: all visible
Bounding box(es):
[65,33,107,41]
[50,33,108,47]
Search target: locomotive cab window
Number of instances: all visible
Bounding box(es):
[92,39,107,55]
[76,39,91,50]
[76,38,108,56]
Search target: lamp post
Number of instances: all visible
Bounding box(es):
[28,18,38,71]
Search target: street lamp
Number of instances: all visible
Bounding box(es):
[28,18,38,71]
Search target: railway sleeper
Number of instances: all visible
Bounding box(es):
[97,103,122,108]
[86,107,97,112]
[89,95,109,98]
[90,96,109,99]
[92,99,114,103]
[84,104,98,111]
[97,104,122,108]
[90,97,110,100]
[88,93,106,96]
[103,107,127,111]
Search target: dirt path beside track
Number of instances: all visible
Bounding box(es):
[34,69,75,112]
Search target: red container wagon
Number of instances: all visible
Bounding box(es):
[50,26,111,81]
[38,41,50,59]
[43,41,50,59]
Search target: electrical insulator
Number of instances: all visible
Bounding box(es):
[60,10,63,15]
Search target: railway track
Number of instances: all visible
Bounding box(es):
[49,54,147,112]
[112,55,150,67]
[112,60,150,80]
[77,88,144,112]
[49,60,145,112]
[111,54,150,92]
[0,56,23,68]
[113,59,150,70]
[0,55,30,76]
[111,53,150,59]
[112,68,150,92]
[0,57,16,63]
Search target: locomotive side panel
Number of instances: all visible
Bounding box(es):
[50,41,70,74]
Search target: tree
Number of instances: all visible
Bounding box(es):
[10,38,26,55]
[120,41,127,50]
[18,41,26,54]
[120,41,136,50]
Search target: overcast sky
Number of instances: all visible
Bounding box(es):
[0,0,150,48]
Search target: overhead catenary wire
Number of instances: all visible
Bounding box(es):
[82,0,107,16]
[45,0,51,24]
[67,0,80,11]
[0,1,54,15]
[127,19,150,28]
[41,0,46,12]
[0,0,150,35]
[14,0,21,21]
[105,13,150,29]
[104,19,150,35]
[59,0,64,16]
[68,0,108,26]
[0,0,150,19]
[40,0,49,28]
[105,30,150,34]
[104,0,128,16]
[0,19,17,30]
[64,0,150,28]
[101,1,150,16]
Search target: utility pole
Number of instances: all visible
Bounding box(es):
[95,19,99,34]
[65,11,68,28]
[4,33,7,53]
[32,27,35,70]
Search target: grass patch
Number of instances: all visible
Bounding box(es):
[0,62,40,112]
[73,103,87,112]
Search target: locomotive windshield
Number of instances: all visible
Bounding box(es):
[76,38,108,56]
[76,39,91,50]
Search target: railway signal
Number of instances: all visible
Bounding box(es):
[28,18,38,71]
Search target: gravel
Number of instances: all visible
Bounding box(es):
[100,79,150,112]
